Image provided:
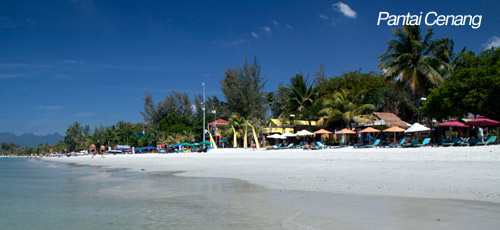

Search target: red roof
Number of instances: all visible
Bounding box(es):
[208,119,228,125]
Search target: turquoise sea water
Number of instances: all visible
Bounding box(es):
[2,157,500,230]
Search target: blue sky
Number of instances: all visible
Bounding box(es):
[1,0,498,135]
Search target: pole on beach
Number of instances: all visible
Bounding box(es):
[202,82,206,148]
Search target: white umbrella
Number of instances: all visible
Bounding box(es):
[266,133,282,139]
[404,123,430,133]
[296,129,314,136]
[282,132,297,137]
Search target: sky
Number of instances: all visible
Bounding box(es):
[1,0,499,135]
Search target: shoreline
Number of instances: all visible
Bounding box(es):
[45,145,500,203]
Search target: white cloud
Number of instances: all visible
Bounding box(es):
[272,20,280,26]
[261,26,271,33]
[286,24,294,30]
[63,59,86,64]
[332,2,357,19]
[483,36,500,49]
[319,14,329,19]
[251,32,259,38]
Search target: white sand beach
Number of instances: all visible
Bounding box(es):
[47,145,500,203]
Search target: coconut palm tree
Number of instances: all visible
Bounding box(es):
[281,74,318,130]
[224,113,246,148]
[319,89,375,129]
[378,25,443,97]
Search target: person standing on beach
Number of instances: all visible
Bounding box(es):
[90,144,96,159]
[100,145,105,158]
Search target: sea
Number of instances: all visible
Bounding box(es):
[1,157,500,230]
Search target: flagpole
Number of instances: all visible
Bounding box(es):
[202,82,206,147]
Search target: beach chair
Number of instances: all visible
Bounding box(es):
[271,143,282,149]
[459,137,480,146]
[402,140,419,148]
[414,138,431,147]
[389,138,405,147]
[432,138,448,147]
[476,136,497,146]
[442,138,461,147]
[363,139,380,148]
[282,143,294,149]
[353,143,365,148]
[316,142,327,149]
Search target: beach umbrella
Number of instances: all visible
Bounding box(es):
[313,128,332,135]
[359,127,381,133]
[405,123,430,140]
[335,128,356,134]
[266,133,282,138]
[359,127,381,144]
[466,116,500,127]
[282,132,297,137]
[199,141,211,145]
[296,129,314,143]
[218,140,227,142]
[404,123,430,133]
[172,143,182,147]
[438,118,468,127]
[383,126,406,143]
[334,128,355,146]
[438,119,469,140]
[295,130,314,136]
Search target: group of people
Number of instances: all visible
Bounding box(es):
[89,143,106,159]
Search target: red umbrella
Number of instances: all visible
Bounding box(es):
[438,118,469,127]
[466,116,500,127]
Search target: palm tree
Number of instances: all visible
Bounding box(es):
[319,89,375,129]
[224,113,246,148]
[378,25,443,97]
[282,74,318,130]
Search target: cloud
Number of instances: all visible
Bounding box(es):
[0,17,17,29]
[483,36,500,49]
[319,14,329,19]
[217,38,248,47]
[63,59,86,64]
[38,105,64,110]
[286,25,294,30]
[0,17,38,30]
[261,26,271,33]
[251,32,259,38]
[272,20,280,26]
[0,74,24,79]
[332,2,357,18]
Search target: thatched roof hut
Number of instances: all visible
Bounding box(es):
[372,112,409,128]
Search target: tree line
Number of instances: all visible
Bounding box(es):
[2,25,498,155]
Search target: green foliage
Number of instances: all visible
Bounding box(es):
[424,48,500,121]
[378,25,445,97]
[319,89,375,128]
[159,113,192,135]
[220,56,267,120]
[64,122,90,151]
[281,73,318,128]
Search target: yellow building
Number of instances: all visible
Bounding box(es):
[264,119,317,134]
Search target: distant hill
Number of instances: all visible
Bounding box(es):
[0,132,64,148]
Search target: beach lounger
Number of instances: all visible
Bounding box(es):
[413,138,431,147]
[432,138,448,147]
[476,136,496,146]
[459,137,480,146]
[282,143,294,149]
[271,143,282,149]
[389,138,405,147]
[402,140,419,148]
[316,142,327,149]
[363,139,380,148]
[353,143,365,148]
[442,138,461,147]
